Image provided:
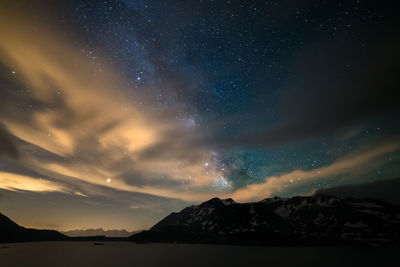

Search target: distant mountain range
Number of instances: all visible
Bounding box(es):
[0,213,67,243]
[317,177,400,205]
[62,228,140,237]
[2,178,400,245]
[0,214,129,243]
[130,194,400,246]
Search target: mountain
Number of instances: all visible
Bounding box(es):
[317,177,400,205]
[62,228,140,237]
[0,213,67,243]
[129,195,400,246]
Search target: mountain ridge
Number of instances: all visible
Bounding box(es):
[62,228,140,237]
[0,212,67,243]
[0,213,132,243]
[130,194,400,246]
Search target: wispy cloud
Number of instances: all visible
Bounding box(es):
[230,143,399,202]
[0,123,19,159]
[0,6,225,201]
[0,172,66,193]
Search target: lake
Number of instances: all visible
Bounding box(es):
[0,241,398,267]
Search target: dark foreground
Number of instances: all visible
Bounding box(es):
[0,242,398,267]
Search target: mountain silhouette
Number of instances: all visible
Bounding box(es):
[130,194,400,246]
[0,213,67,243]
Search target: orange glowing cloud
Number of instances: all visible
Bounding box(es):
[0,5,226,201]
[0,172,66,193]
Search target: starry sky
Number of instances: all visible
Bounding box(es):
[0,0,399,231]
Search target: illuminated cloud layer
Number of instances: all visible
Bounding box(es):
[0,172,66,193]
[0,5,226,202]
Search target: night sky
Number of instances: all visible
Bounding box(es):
[0,0,399,231]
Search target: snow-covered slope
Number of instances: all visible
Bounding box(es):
[130,195,400,246]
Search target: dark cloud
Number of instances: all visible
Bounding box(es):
[136,128,209,164]
[240,34,400,147]
[0,123,19,159]
[120,170,184,188]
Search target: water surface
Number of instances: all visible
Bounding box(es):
[0,241,398,267]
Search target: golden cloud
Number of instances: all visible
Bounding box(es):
[0,172,66,193]
[0,5,225,201]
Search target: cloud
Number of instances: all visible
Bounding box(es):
[74,192,88,198]
[0,171,66,193]
[230,142,399,202]
[240,28,400,147]
[0,4,225,201]
[0,123,19,159]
